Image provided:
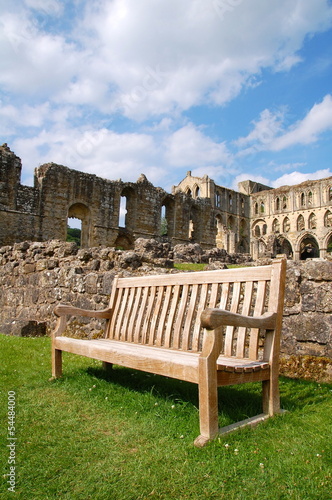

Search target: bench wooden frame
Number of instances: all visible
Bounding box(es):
[52,258,286,446]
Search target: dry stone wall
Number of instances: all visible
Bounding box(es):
[0,239,331,379]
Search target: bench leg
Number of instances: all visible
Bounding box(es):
[194,359,219,447]
[102,361,113,374]
[52,348,63,378]
[262,376,280,416]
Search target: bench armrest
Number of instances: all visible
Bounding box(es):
[54,304,113,319]
[201,308,277,330]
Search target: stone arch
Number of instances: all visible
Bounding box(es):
[67,202,90,248]
[252,219,266,238]
[325,232,332,255]
[328,186,332,202]
[273,236,293,259]
[114,229,134,250]
[298,234,320,260]
[300,192,305,207]
[324,210,332,228]
[188,205,200,242]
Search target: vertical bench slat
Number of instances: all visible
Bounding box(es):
[172,285,189,349]
[248,280,267,360]
[141,286,157,344]
[182,284,199,350]
[127,287,143,342]
[114,287,130,340]
[164,285,181,348]
[109,287,125,339]
[208,282,220,308]
[224,282,241,356]
[148,286,165,345]
[191,283,209,351]
[155,286,173,346]
[121,286,137,341]
[236,281,254,358]
[133,286,150,343]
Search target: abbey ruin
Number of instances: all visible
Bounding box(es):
[1,143,332,260]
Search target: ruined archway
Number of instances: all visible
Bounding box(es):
[299,234,320,260]
[273,236,293,259]
[67,203,90,248]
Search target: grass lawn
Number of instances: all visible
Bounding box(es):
[1,335,331,499]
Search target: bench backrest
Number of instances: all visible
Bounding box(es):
[105,259,286,360]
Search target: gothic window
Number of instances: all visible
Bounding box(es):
[275,197,280,211]
[254,203,258,215]
[282,196,287,209]
[297,215,305,231]
[272,218,280,233]
[187,189,192,197]
[254,225,260,237]
[229,194,233,210]
[262,224,267,235]
[260,201,265,213]
[308,191,313,206]
[194,186,200,198]
[308,212,317,229]
[300,193,305,207]
[283,217,290,233]
[329,187,332,202]
[324,210,332,228]
[215,191,221,208]
[240,198,245,214]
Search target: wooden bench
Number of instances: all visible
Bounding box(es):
[52,258,286,446]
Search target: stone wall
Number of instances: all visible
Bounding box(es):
[1,240,331,379]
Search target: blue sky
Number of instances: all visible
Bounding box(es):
[1,0,332,193]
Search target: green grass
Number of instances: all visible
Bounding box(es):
[174,263,207,271]
[1,335,331,500]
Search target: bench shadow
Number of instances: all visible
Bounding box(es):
[87,366,270,422]
[84,365,320,422]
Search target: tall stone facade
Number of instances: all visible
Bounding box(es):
[1,143,332,260]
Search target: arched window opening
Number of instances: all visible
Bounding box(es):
[254,202,258,215]
[297,215,305,232]
[67,203,90,248]
[262,224,267,235]
[283,217,290,233]
[194,186,200,198]
[300,193,305,207]
[324,210,332,228]
[67,218,82,247]
[240,198,245,214]
[215,191,221,208]
[282,196,287,209]
[275,197,280,211]
[119,196,127,227]
[272,218,280,233]
[254,225,260,237]
[229,194,233,210]
[160,205,168,236]
[327,234,332,254]
[308,212,317,230]
[260,201,265,213]
[187,189,192,197]
[329,187,332,202]
[308,191,313,206]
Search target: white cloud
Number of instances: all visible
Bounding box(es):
[271,94,332,150]
[272,169,332,188]
[165,123,231,168]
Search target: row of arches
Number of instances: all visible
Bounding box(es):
[253,232,332,260]
[252,210,332,237]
